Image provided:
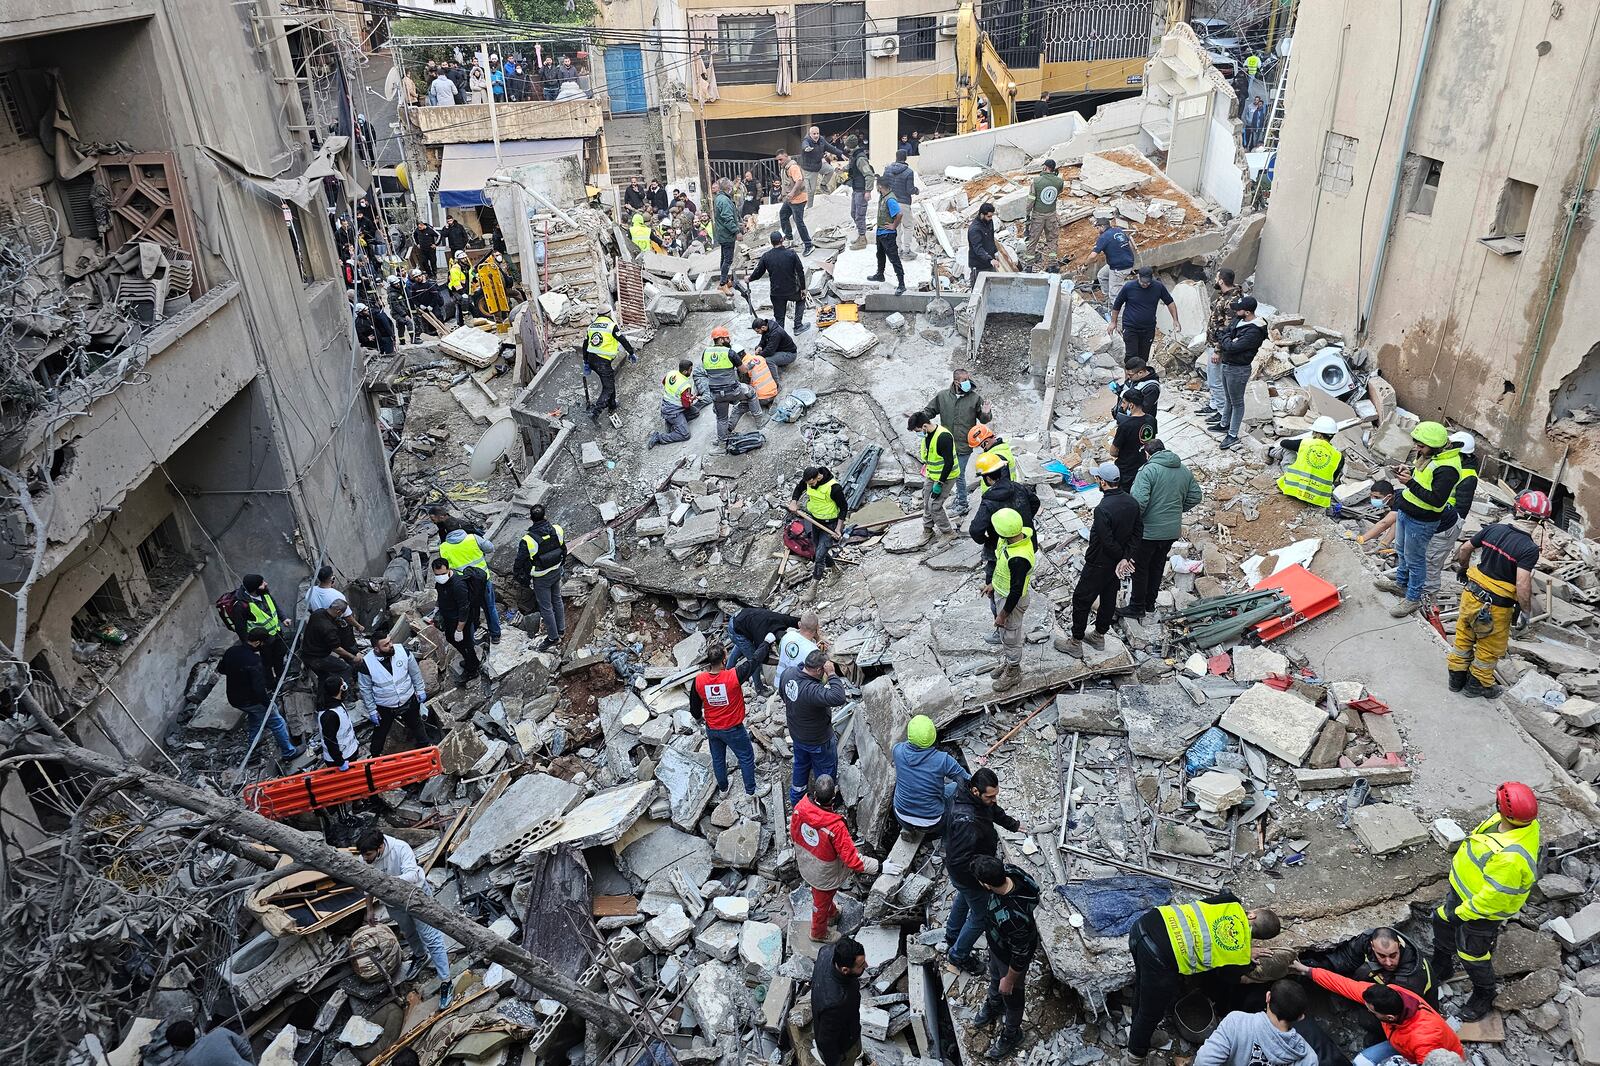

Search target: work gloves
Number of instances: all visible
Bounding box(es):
[931,483,943,498]
[861,856,881,875]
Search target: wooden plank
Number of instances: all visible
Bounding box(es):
[592,895,639,917]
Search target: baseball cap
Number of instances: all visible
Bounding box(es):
[1093,461,1122,483]
[1233,295,1258,312]
[1136,266,1154,279]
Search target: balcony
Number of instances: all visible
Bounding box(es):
[408,98,605,147]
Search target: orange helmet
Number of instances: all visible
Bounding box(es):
[968,425,997,449]
[711,325,731,342]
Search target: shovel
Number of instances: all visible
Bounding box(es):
[731,278,758,319]
[926,270,953,325]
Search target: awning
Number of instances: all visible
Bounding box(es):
[438,139,584,208]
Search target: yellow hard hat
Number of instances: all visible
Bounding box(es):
[992,508,1024,538]
[974,451,1005,476]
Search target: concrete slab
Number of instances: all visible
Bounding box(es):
[1350,803,1429,855]
[1118,684,1219,758]
[740,919,785,980]
[449,773,583,870]
[833,243,935,290]
[189,684,243,731]
[685,959,741,1034]
[1079,153,1151,196]
[1570,995,1600,1065]
[695,920,741,962]
[816,321,881,359]
[1218,684,1328,766]
[522,780,657,856]
[655,746,717,831]
[619,822,715,887]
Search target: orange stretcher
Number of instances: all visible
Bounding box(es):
[1253,564,1341,642]
[243,747,443,819]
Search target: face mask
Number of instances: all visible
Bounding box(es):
[435,574,450,585]
[958,380,973,394]
[1371,498,1385,508]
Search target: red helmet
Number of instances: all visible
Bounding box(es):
[1496,781,1538,824]
[1515,490,1553,519]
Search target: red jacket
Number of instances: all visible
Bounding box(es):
[1308,968,1464,1062]
[693,668,747,731]
[790,796,865,890]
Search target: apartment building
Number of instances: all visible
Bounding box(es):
[0,0,398,761]
[1255,0,1600,523]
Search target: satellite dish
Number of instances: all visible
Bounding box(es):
[469,418,516,481]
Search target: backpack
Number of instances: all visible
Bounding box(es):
[723,431,766,454]
[215,589,244,633]
[783,519,815,560]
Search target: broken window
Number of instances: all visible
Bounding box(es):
[71,576,131,642]
[1318,132,1357,195]
[136,515,181,578]
[282,200,317,284]
[0,69,45,148]
[1480,178,1536,255]
[1408,155,1442,216]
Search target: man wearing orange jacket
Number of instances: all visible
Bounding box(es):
[1290,960,1464,1066]
[791,775,888,941]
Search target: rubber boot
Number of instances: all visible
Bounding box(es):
[1463,678,1502,699]
[1448,669,1469,692]
[1458,988,1498,1021]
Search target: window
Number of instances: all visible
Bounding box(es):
[71,577,130,642]
[796,3,867,81]
[1318,131,1358,195]
[979,0,1043,69]
[1408,155,1442,216]
[898,16,937,61]
[1480,178,1536,255]
[282,200,317,284]
[136,516,181,578]
[716,16,780,86]
[0,70,45,147]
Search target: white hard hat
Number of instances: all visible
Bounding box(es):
[1311,416,1339,436]
[1449,431,1475,455]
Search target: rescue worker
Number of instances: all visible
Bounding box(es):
[1447,491,1548,695]
[726,606,800,687]
[358,634,430,756]
[788,466,849,584]
[891,715,970,836]
[647,358,700,449]
[1422,431,1479,600]
[983,508,1035,693]
[908,412,957,538]
[227,574,287,683]
[386,276,415,345]
[968,425,1016,482]
[583,311,636,424]
[512,505,566,650]
[750,317,799,373]
[1277,416,1345,508]
[1294,961,1463,1066]
[1375,421,1461,617]
[1024,158,1064,269]
[741,347,779,405]
[791,775,882,940]
[629,211,653,254]
[317,674,360,769]
[438,526,501,643]
[1430,782,1540,1020]
[1127,893,1283,1063]
[1061,463,1142,658]
[358,829,453,1009]
[430,557,481,682]
[1126,438,1202,620]
[689,641,767,809]
[447,250,471,324]
[1300,927,1436,1006]
[971,855,1042,1060]
[702,324,760,444]
[776,611,826,678]
[969,453,1040,622]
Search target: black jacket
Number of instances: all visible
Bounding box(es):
[750,247,807,298]
[1218,316,1268,366]
[799,133,848,173]
[970,476,1040,549]
[982,865,1042,968]
[732,608,800,648]
[444,220,469,252]
[812,943,862,1066]
[435,573,473,625]
[647,187,669,213]
[414,225,438,253]
[513,521,566,585]
[945,787,1020,888]
[847,148,873,192]
[218,643,271,709]
[1085,487,1143,569]
[882,160,918,204]
[623,184,646,209]
[967,217,998,270]
[757,322,799,359]
[302,610,356,661]
[779,666,848,746]
[1302,929,1436,1005]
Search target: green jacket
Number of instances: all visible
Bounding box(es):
[712,193,740,244]
[919,386,989,453]
[1129,449,1201,540]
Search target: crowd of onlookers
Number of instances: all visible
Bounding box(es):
[401,51,593,107]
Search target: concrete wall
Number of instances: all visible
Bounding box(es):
[913,112,1088,175]
[411,99,605,145]
[1255,0,1600,522]
[1200,101,1243,215]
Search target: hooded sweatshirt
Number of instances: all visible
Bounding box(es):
[1308,968,1464,1063]
[891,742,970,823]
[1194,1011,1318,1066]
[1129,449,1202,541]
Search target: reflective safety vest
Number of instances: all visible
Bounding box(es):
[1278,438,1343,508]
[663,370,694,405]
[520,524,566,578]
[1159,899,1253,975]
[319,703,358,765]
[247,593,283,636]
[630,215,652,252]
[1449,815,1540,922]
[992,531,1036,599]
[742,353,778,401]
[988,440,1018,481]
[920,425,954,481]
[1448,465,1479,510]
[807,479,841,522]
[438,534,489,575]
[701,345,735,372]
[448,263,468,291]
[1400,449,1463,515]
[586,316,620,359]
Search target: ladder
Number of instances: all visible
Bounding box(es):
[1247,41,1292,210]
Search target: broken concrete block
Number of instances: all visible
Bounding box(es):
[1556,696,1600,728]
[1079,152,1150,196]
[448,772,583,870]
[816,321,879,359]
[761,974,795,1032]
[597,500,620,523]
[635,515,669,537]
[695,921,741,962]
[1307,720,1348,769]
[189,683,245,731]
[685,959,740,1032]
[581,441,606,469]
[665,509,721,549]
[1430,818,1466,848]
[642,904,694,951]
[655,746,717,831]
[740,919,784,980]
[714,820,761,869]
[338,1015,385,1048]
[481,628,557,691]
[712,896,750,921]
[1187,770,1247,813]
[1219,684,1328,766]
[1113,197,1146,223]
[648,295,687,326]
[1351,803,1429,855]
[1155,822,1215,856]
[995,188,1031,222]
[1362,712,1403,755]
[860,1006,892,1041]
[1293,765,1413,790]
[1571,995,1600,1065]
[1553,900,1600,948]
[673,631,708,668]
[1231,646,1287,683]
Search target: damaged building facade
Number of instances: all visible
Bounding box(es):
[1255,0,1600,522]
[0,0,398,760]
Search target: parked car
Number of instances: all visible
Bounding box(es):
[1205,49,1238,78]
[1190,17,1244,57]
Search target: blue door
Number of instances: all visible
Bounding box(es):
[604,45,647,114]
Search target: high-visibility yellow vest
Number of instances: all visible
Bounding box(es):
[247,593,282,636]
[1159,900,1253,975]
[438,535,489,574]
[663,371,693,404]
[742,354,778,401]
[992,531,1035,598]
[586,316,620,359]
[1401,449,1463,515]
[1448,466,1479,510]
[520,524,566,578]
[701,345,735,372]
[1277,438,1343,508]
[1449,815,1539,921]
[920,425,954,481]
[448,263,467,291]
[989,440,1018,481]
[630,215,652,252]
[807,479,841,522]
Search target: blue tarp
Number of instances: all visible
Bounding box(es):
[1056,875,1175,937]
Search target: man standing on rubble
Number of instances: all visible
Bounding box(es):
[439,526,502,644]
[219,629,300,761]
[789,467,850,584]
[775,151,815,256]
[791,775,881,941]
[431,557,481,682]
[1126,894,1282,1063]
[712,178,740,294]
[358,829,453,1009]
[846,135,874,246]
[1092,215,1136,297]
[1024,159,1064,270]
[1215,295,1268,450]
[512,505,567,650]
[582,309,636,424]
[918,370,993,518]
[984,508,1036,693]
[302,598,361,687]
[647,358,700,450]
[776,611,826,678]
[970,855,1041,1059]
[1374,421,1462,618]
[1061,463,1142,658]
[968,202,999,286]
[798,125,850,199]
[701,324,761,444]
[970,452,1039,599]
[909,411,958,538]
[1108,268,1178,365]
[1420,431,1479,602]
[726,606,800,693]
[316,675,360,770]
[1126,439,1201,621]
[867,177,907,293]
[226,574,288,684]
[750,231,809,333]
[1430,782,1541,1020]
[1108,386,1155,490]
[781,649,849,806]
[1200,269,1239,423]
[691,641,769,809]
[1445,490,1548,697]
[813,936,868,1066]
[944,768,1027,975]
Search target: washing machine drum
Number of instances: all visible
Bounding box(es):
[1295,348,1354,395]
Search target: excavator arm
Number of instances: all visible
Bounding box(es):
[955,0,1019,133]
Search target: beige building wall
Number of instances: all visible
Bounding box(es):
[1255,0,1600,522]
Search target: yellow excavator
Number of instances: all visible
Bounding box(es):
[955,0,1019,134]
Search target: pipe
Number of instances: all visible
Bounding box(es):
[1357,0,1445,342]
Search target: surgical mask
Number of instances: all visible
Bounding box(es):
[434,574,450,585]
[958,380,973,394]
[1371,498,1386,508]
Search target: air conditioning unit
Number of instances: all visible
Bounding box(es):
[937,13,959,37]
[869,34,900,57]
